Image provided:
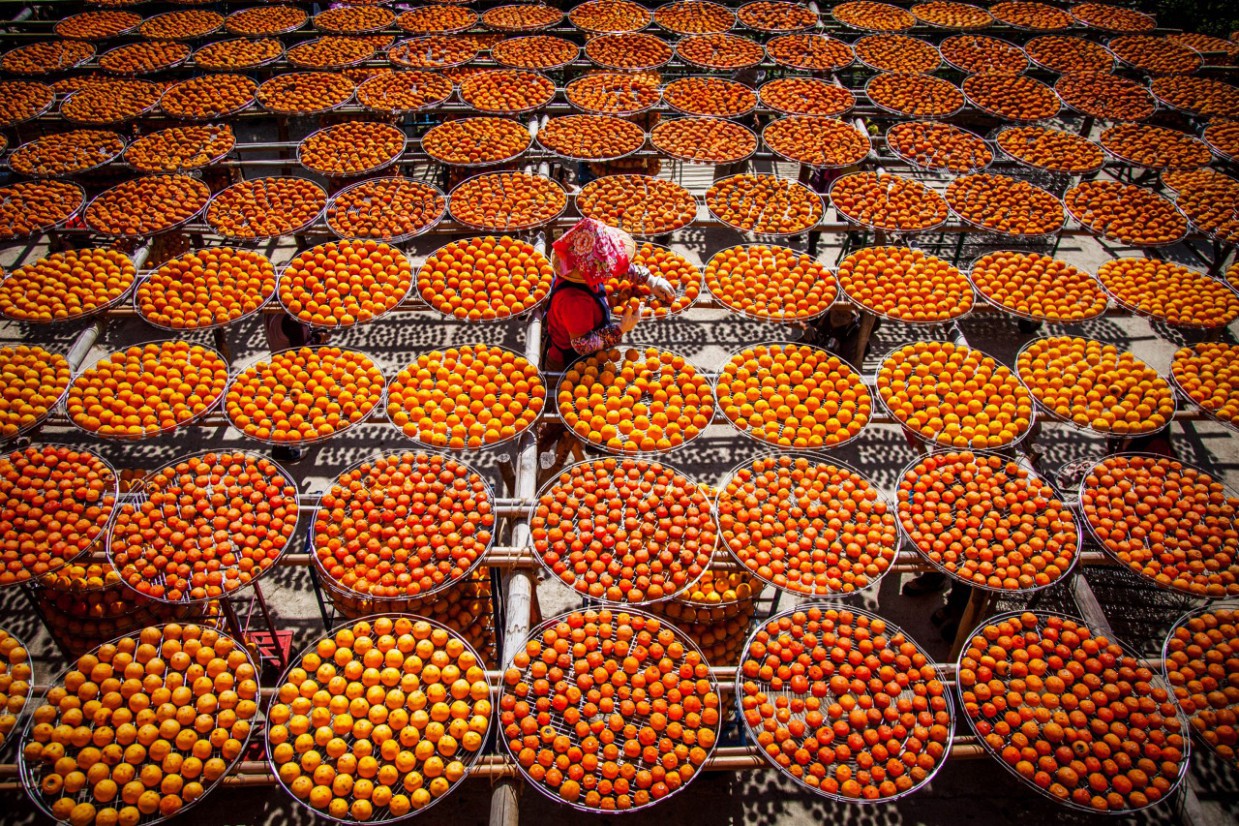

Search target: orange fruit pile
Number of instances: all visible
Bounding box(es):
[832,1,916,31]
[1164,608,1239,767]
[1056,73,1155,121]
[959,611,1188,812]
[651,116,757,164]
[109,452,299,602]
[565,72,660,114]
[269,617,491,819]
[84,175,210,237]
[648,586,756,667]
[0,628,30,747]
[206,177,328,239]
[193,38,284,71]
[879,341,1034,448]
[397,5,478,34]
[1072,2,1155,32]
[2,39,94,75]
[1204,119,1239,158]
[1097,257,1239,328]
[764,116,869,167]
[989,1,1072,30]
[717,343,871,448]
[677,32,765,69]
[704,244,837,321]
[706,174,822,234]
[36,558,218,658]
[1100,123,1211,170]
[299,121,405,177]
[969,251,1108,322]
[718,455,897,595]
[448,171,567,231]
[256,71,355,115]
[23,624,259,825]
[1082,455,1239,597]
[499,608,720,811]
[0,346,70,435]
[1151,76,1239,119]
[326,177,446,241]
[996,125,1105,174]
[138,247,276,330]
[98,40,190,74]
[557,347,713,454]
[226,346,385,444]
[1016,336,1175,435]
[417,235,553,321]
[482,3,563,31]
[67,341,228,439]
[531,458,715,603]
[577,175,697,236]
[1167,31,1239,57]
[0,180,84,239]
[1025,35,1114,73]
[356,70,452,114]
[1064,180,1188,246]
[887,121,992,172]
[1110,34,1201,74]
[459,69,555,113]
[0,445,116,585]
[866,72,964,117]
[226,5,308,36]
[912,1,994,29]
[738,0,817,31]
[655,0,735,34]
[0,80,53,127]
[607,242,701,318]
[1172,342,1239,430]
[837,246,973,322]
[831,171,949,231]
[766,33,853,70]
[898,451,1079,590]
[946,173,1065,237]
[287,36,375,69]
[586,32,673,69]
[388,35,476,69]
[315,5,394,32]
[0,247,135,323]
[314,452,494,600]
[138,9,223,39]
[663,77,756,117]
[537,114,645,161]
[160,73,256,120]
[940,34,1029,73]
[388,344,546,449]
[492,35,577,69]
[9,129,124,177]
[1162,167,1239,246]
[964,73,1059,121]
[56,10,140,39]
[570,0,651,32]
[62,80,162,125]
[739,607,950,799]
[855,33,941,72]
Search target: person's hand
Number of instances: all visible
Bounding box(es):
[646,274,676,304]
[618,303,640,333]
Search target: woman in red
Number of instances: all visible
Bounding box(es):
[542,218,673,372]
[539,219,674,481]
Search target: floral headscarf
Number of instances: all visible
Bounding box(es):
[551,218,632,290]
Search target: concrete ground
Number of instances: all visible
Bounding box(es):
[1,115,1238,826]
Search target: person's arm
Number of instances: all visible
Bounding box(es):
[568,305,639,355]
[625,263,676,303]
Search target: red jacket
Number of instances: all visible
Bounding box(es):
[543,279,610,371]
